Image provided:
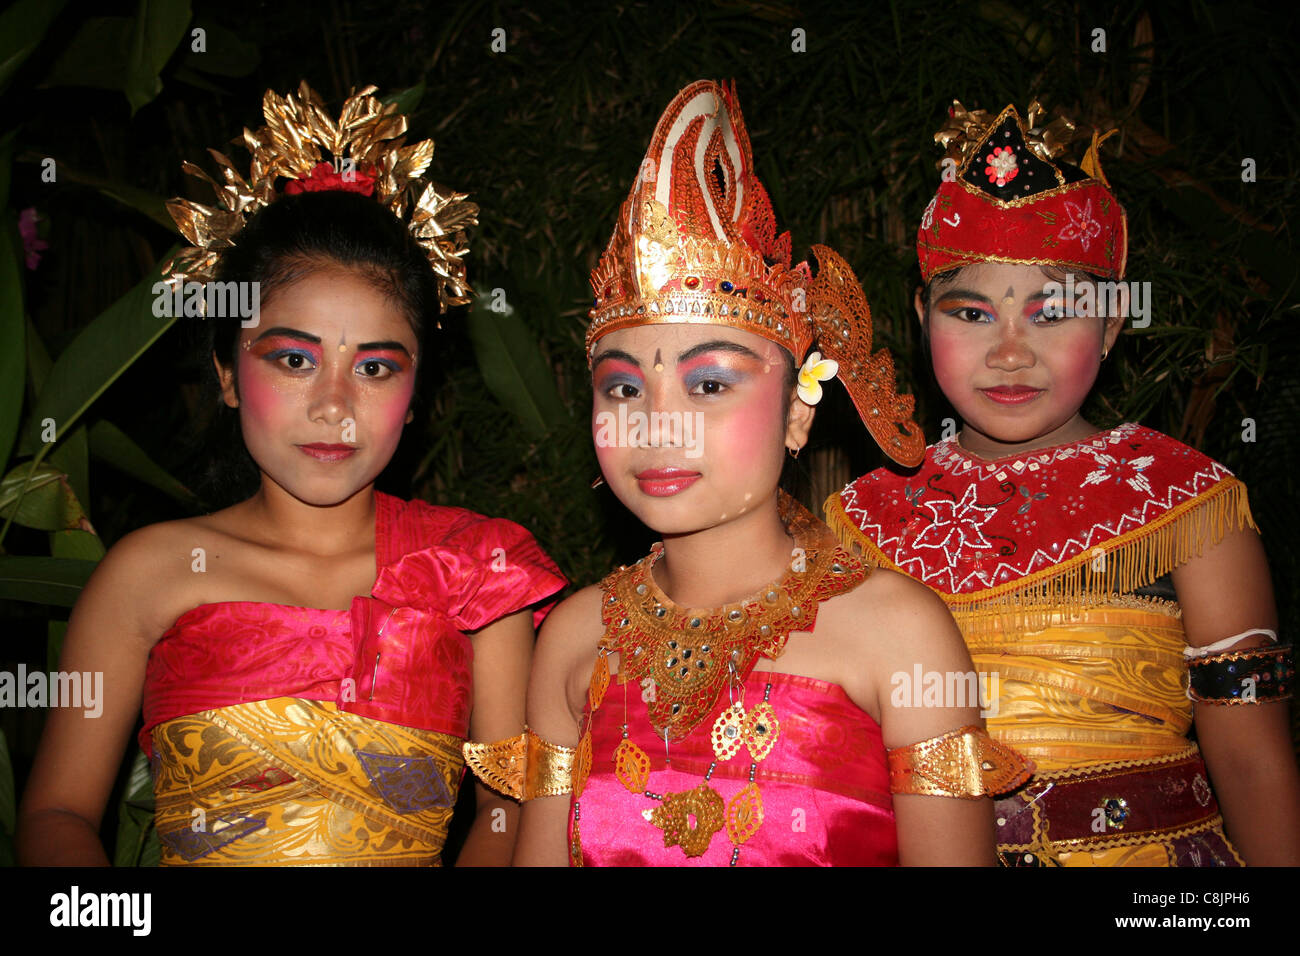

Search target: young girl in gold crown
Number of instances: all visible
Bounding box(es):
[464,81,1031,866]
[18,83,565,866]
[826,101,1299,865]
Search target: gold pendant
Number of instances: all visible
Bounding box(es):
[648,783,726,857]
[743,701,780,762]
[589,651,610,712]
[725,782,764,845]
[614,738,651,793]
[573,730,593,798]
[711,703,747,761]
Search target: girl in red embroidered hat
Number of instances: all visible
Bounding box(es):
[18,83,566,867]
[826,101,1299,866]
[462,80,1032,868]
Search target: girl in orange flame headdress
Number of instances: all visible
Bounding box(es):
[18,83,565,866]
[465,81,1031,866]
[826,101,1299,865]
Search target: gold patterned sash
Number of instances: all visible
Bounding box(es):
[151,697,464,866]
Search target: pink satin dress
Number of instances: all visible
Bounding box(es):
[572,671,899,866]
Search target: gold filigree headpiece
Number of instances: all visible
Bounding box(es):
[586,80,924,466]
[164,81,478,312]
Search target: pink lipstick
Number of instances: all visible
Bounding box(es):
[298,443,358,462]
[979,386,1044,406]
[636,467,701,497]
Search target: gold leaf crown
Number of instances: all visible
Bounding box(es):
[164,80,479,312]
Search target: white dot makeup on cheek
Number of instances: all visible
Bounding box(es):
[744,493,752,501]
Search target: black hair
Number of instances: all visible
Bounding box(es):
[191,190,443,508]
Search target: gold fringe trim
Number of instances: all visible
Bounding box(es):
[824,477,1255,635]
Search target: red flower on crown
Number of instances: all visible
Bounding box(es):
[283,161,377,197]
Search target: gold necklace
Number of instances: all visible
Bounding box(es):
[571,492,869,864]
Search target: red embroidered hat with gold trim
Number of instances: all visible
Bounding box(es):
[586,79,924,466]
[916,101,1127,283]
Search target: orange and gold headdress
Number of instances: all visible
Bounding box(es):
[164,81,478,312]
[586,80,923,466]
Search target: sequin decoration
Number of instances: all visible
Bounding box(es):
[646,784,726,857]
[711,704,747,760]
[725,783,765,846]
[614,738,651,794]
[743,701,780,761]
[573,731,593,799]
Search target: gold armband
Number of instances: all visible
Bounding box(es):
[462,727,576,801]
[887,725,1033,798]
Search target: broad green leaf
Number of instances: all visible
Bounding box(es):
[16,152,177,233]
[19,250,179,456]
[41,18,135,93]
[0,461,84,531]
[25,315,52,400]
[0,0,69,95]
[466,291,569,439]
[115,750,158,867]
[0,222,24,469]
[50,529,104,562]
[382,80,425,117]
[0,555,97,606]
[177,18,259,77]
[48,421,90,511]
[89,419,195,505]
[124,0,192,116]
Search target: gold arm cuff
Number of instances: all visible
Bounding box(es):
[888,725,1034,799]
[462,728,577,801]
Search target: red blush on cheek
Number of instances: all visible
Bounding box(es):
[926,326,970,397]
[235,350,288,423]
[708,368,786,469]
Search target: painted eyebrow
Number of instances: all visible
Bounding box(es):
[356,341,412,355]
[933,288,995,306]
[591,349,642,372]
[676,340,762,363]
[252,326,321,345]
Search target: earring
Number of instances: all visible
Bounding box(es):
[590,475,606,489]
[787,446,801,460]
[1101,347,1110,361]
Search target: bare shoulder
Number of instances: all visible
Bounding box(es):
[533,582,608,729]
[86,513,234,646]
[537,583,607,666]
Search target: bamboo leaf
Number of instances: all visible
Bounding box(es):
[0,555,97,606]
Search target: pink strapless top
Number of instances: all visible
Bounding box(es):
[572,671,898,866]
[141,492,566,749]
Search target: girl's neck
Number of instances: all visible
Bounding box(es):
[957,413,1105,461]
[652,492,797,609]
[240,479,377,555]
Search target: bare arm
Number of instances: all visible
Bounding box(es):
[16,530,163,865]
[513,586,602,867]
[863,570,997,866]
[455,608,534,866]
[1173,525,1300,865]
